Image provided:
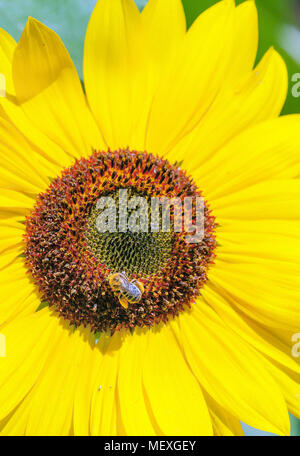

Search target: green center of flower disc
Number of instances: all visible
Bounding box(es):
[85,188,173,275]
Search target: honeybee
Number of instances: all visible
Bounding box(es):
[108,272,144,309]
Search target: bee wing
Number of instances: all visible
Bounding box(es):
[133,280,144,295]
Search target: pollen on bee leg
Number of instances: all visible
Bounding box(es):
[119,297,129,309]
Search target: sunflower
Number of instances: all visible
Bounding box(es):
[0,0,299,437]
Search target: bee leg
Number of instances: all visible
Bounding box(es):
[119,296,129,309]
[133,280,144,295]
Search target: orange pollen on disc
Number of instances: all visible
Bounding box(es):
[24,149,217,333]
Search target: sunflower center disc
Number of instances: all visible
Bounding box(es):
[25,149,217,333]
[85,188,174,276]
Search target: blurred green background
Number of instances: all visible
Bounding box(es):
[0,0,299,437]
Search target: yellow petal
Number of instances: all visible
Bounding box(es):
[211,179,300,219]
[10,18,105,160]
[0,391,33,436]
[0,117,52,194]
[202,286,300,376]
[196,115,298,200]
[1,94,75,170]
[131,0,186,148]
[264,361,300,419]
[217,218,300,269]
[205,307,300,426]
[141,0,186,73]
[0,189,34,212]
[84,0,145,149]
[0,216,24,249]
[218,234,300,265]
[218,219,300,241]
[0,256,26,282]
[226,0,258,82]
[0,258,39,325]
[206,395,244,436]
[170,49,288,174]
[0,219,25,268]
[25,323,85,436]
[0,308,62,420]
[73,328,100,436]
[0,28,16,94]
[89,332,122,436]
[146,0,236,155]
[118,327,157,435]
[209,258,300,332]
[179,304,290,435]
[0,234,22,253]
[143,324,213,436]
[0,249,23,270]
